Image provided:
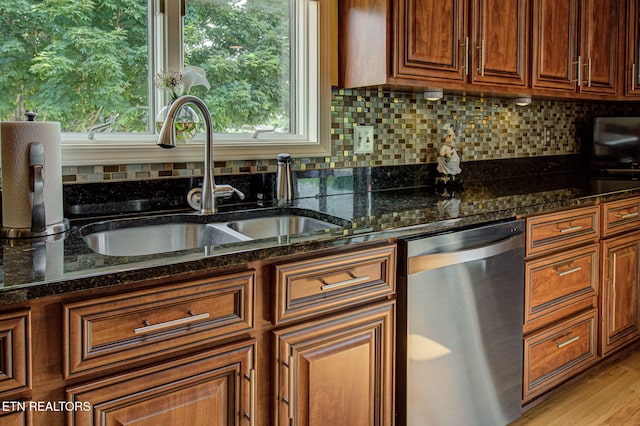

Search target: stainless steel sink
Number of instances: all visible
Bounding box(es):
[226,215,340,239]
[80,210,348,256]
[82,222,251,256]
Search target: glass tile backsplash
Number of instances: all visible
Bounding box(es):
[61,89,640,183]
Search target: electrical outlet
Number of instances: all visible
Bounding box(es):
[354,125,374,154]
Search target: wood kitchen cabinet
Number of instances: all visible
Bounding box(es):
[273,302,394,426]
[4,240,396,426]
[271,244,396,426]
[531,0,621,96]
[0,310,31,398]
[599,197,640,357]
[600,233,640,356]
[62,270,255,379]
[625,0,640,96]
[339,0,530,90]
[522,205,600,403]
[67,341,256,426]
[0,409,31,426]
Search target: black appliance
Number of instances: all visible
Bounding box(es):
[590,117,640,174]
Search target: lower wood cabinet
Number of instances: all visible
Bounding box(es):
[273,301,394,426]
[0,409,31,426]
[523,308,598,402]
[0,310,31,398]
[67,340,256,426]
[600,231,640,356]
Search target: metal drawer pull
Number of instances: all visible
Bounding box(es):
[320,274,370,291]
[557,266,581,277]
[554,335,580,349]
[617,212,639,219]
[243,369,256,426]
[133,311,210,335]
[558,225,582,233]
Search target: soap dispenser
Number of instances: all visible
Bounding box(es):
[275,153,294,206]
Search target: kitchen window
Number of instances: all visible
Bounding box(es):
[0,0,331,164]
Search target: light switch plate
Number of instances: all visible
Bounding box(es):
[354,125,374,154]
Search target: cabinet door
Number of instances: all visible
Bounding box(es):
[626,0,640,95]
[600,233,640,356]
[396,0,467,81]
[274,302,394,426]
[531,0,579,91]
[578,0,620,95]
[67,341,256,426]
[471,0,529,87]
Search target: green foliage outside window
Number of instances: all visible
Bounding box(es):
[0,0,290,135]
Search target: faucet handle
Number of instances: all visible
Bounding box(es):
[214,184,245,200]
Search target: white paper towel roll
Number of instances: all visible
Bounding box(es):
[1,121,64,229]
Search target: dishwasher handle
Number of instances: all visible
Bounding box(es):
[408,234,522,275]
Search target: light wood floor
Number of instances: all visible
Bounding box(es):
[511,346,640,425]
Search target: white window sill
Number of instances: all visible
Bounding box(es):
[61,133,331,165]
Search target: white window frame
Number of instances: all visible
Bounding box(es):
[60,0,331,165]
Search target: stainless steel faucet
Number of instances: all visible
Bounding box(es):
[157,95,244,214]
[87,113,119,139]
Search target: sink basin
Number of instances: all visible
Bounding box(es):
[82,222,251,256]
[226,215,340,239]
[80,209,348,256]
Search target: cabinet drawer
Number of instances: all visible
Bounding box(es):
[602,196,640,237]
[523,308,598,402]
[524,244,598,327]
[63,270,254,379]
[0,310,31,397]
[526,205,600,257]
[273,244,396,324]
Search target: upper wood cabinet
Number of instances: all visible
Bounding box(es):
[470,0,530,87]
[531,0,621,96]
[339,0,530,90]
[626,0,640,96]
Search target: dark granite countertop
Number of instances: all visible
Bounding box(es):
[3,157,640,304]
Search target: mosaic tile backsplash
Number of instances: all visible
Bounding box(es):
[61,89,640,182]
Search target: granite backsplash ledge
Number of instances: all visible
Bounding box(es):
[62,155,588,219]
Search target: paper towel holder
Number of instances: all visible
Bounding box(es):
[0,137,69,239]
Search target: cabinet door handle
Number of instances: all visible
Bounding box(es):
[460,37,469,76]
[320,274,370,291]
[243,369,256,426]
[476,39,485,76]
[617,212,639,219]
[573,56,582,86]
[133,311,210,335]
[556,266,581,277]
[633,64,636,91]
[287,355,295,419]
[558,224,583,234]
[554,334,580,348]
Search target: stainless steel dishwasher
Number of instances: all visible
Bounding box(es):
[396,219,525,426]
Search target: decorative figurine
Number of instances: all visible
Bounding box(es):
[436,123,463,186]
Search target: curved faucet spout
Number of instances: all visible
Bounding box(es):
[156,95,222,214]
